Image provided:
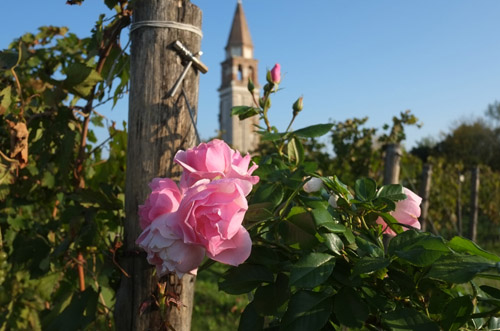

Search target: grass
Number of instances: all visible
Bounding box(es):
[191,263,248,331]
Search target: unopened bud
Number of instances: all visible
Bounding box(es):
[303,177,323,193]
[270,63,281,84]
[293,97,303,116]
[328,194,338,208]
[259,97,269,109]
[247,78,255,93]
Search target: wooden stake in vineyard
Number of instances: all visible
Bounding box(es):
[115,1,204,330]
[383,143,401,185]
[419,163,432,232]
[469,166,480,242]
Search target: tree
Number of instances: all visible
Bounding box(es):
[435,120,500,171]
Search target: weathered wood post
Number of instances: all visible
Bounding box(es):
[456,173,464,236]
[115,1,203,330]
[383,143,401,185]
[469,166,480,242]
[418,163,432,232]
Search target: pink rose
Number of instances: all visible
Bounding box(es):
[136,213,205,278]
[138,178,182,230]
[174,139,259,195]
[376,187,422,236]
[168,178,252,266]
[271,63,281,84]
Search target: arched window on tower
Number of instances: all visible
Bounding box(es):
[249,66,255,82]
[237,65,243,81]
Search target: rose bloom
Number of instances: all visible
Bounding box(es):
[138,178,182,230]
[271,63,281,84]
[169,178,252,266]
[174,139,259,195]
[136,213,205,278]
[376,187,422,236]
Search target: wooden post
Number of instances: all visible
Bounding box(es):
[383,143,401,185]
[469,166,480,242]
[115,1,202,330]
[418,163,432,232]
[456,173,464,236]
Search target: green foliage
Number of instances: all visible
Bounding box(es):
[217,75,500,330]
[0,3,131,329]
[435,120,500,171]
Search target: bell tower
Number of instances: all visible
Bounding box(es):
[219,1,260,153]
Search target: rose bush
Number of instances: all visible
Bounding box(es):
[137,63,500,330]
[219,63,500,330]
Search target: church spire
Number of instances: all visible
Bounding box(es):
[219,1,260,153]
[225,1,253,59]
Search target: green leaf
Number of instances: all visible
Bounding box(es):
[247,246,282,270]
[46,288,99,331]
[238,302,264,331]
[253,273,289,315]
[322,233,344,255]
[37,273,61,301]
[354,178,377,202]
[260,131,283,141]
[334,287,369,328]
[219,264,274,295]
[293,123,334,138]
[0,50,19,70]
[280,207,319,249]
[104,0,118,9]
[63,62,102,98]
[252,183,284,209]
[440,295,473,331]
[281,290,333,331]
[377,184,407,201]
[448,237,500,262]
[290,252,335,288]
[231,106,260,120]
[387,269,417,297]
[311,207,334,230]
[41,171,55,188]
[426,255,495,283]
[243,203,273,225]
[287,137,304,166]
[0,86,12,114]
[388,230,450,267]
[489,317,500,330]
[356,236,384,258]
[382,307,440,331]
[322,175,352,199]
[353,257,391,277]
[428,287,453,314]
[481,285,500,299]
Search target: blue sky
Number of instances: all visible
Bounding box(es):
[2,1,500,149]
